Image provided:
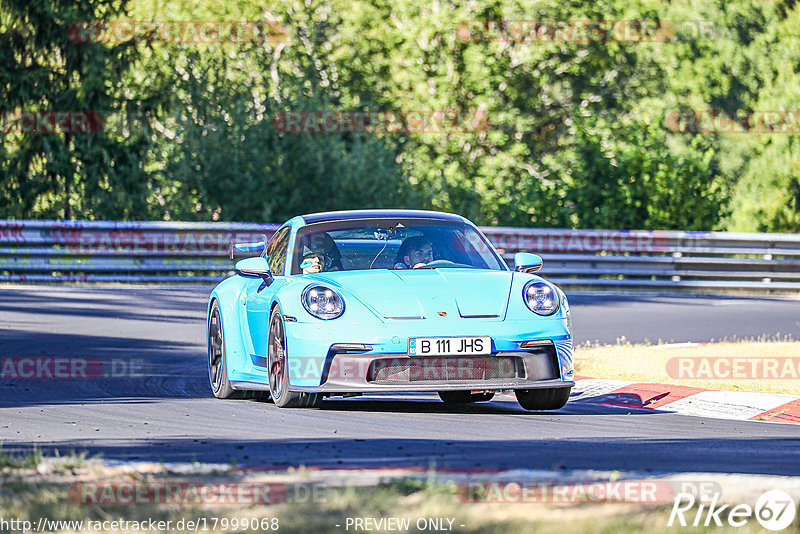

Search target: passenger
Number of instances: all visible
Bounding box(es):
[300,232,343,272]
[300,249,325,274]
[394,236,434,269]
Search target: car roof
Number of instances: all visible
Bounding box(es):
[300,209,468,225]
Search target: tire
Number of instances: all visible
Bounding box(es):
[208,301,237,399]
[267,307,322,408]
[438,391,495,403]
[515,387,571,411]
[208,301,270,401]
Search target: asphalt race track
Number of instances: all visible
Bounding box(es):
[1,286,798,476]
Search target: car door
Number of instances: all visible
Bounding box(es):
[244,225,291,369]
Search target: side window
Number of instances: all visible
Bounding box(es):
[464,228,498,269]
[266,226,290,275]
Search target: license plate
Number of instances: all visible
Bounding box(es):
[408,336,491,356]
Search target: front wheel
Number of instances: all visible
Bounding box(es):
[515,387,571,411]
[438,391,495,403]
[267,307,322,408]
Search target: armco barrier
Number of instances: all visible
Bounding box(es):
[0,220,277,283]
[1,220,799,292]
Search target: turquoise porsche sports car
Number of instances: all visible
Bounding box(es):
[207,210,574,410]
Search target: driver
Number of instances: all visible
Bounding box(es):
[394,236,434,269]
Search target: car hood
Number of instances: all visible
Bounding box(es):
[304,269,514,320]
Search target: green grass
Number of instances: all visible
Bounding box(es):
[0,446,92,471]
[574,338,800,395]
[0,446,43,469]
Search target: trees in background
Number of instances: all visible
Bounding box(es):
[0,0,164,219]
[1,0,798,232]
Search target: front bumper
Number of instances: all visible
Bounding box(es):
[280,316,574,389]
[291,379,575,393]
[287,344,573,393]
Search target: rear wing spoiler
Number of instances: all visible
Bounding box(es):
[230,234,267,260]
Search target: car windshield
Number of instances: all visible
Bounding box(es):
[291,218,507,274]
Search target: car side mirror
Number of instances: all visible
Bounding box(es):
[230,235,267,260]
[235,256,274,285]
[514,252,543,273]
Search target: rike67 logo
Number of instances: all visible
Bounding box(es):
[669,489,796,531]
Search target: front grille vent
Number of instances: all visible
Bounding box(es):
[367,356,522,383]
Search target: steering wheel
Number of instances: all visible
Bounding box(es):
[418,259,455,268]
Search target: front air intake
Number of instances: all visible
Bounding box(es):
[367,356,522,383]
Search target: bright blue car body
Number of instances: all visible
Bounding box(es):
[207,210,574,408]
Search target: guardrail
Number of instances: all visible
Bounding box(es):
[1,220,799,293]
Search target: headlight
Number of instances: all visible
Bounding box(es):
[302,285,345,320]
[522,281,560,316]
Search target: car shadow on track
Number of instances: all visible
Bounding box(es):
[264,394,671,417]
[0,330,209,408]
[0,287,208,323]
[2,435,798,476]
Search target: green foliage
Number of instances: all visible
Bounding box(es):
[1,0,798,231]
[0,0,165,219]
[139,7,416,222]
[555,115,723,230]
